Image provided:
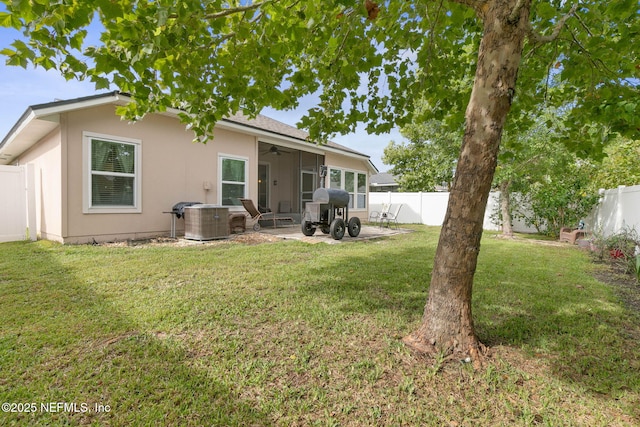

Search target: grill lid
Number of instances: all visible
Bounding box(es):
[172,202,202,218]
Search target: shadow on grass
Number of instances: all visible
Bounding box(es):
[298,240,431,323]
[296,233,640,400]
[475,242,640,400]
[0,241,270,426]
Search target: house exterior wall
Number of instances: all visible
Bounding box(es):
[61,105,257,243]
[9,100,373,243]
[16,128,64,242]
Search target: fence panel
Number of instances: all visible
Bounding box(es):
[589,184,640,237]
[370,191,504,230]
[371,185,640,237]
[0,164,36,242]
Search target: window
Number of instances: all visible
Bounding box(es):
[330,169,342,189]
[328,168,367,209]
[345,171,355,207]
[220,155,248,206]
[357,173,367,208]
[83,132,141,213]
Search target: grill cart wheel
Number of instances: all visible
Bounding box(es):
[253,222,261,231]
[301,220,316,236]
[348,217,361,237]
[321,226,330,234]
[330,218,346,240]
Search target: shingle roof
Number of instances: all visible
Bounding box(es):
[223,111,368,157]
[1,91,370,160]
[370,172,398,185]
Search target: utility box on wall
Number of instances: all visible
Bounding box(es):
[184,205,229,240]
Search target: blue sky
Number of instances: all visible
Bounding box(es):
[0,25,399,172]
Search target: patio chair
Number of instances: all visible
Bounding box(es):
[240,199,294,231]
[559,221,589,245]
[380,203,402,229]
[369,203,391,225]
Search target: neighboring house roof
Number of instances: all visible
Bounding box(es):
[370,172,399,188]
[0,91,377,172]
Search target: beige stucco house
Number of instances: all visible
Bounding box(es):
[0,91,377,243]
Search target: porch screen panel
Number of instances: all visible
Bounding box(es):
[330,169,342,189]
[357,173,367,209]
[327,167,367,210]
[345,171,355,208]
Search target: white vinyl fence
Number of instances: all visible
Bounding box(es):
[0,164,36,242]
[368,191,534,232]
[587,184,640,237]
[370,185,640,237]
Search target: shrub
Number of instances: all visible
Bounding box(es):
[590,227,640,281]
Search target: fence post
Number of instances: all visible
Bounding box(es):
[26,164,37,241]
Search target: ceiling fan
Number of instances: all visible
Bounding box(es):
[261,145,289,156]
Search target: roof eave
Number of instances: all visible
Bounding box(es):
[1,91,375,169]
[0,91,126,165]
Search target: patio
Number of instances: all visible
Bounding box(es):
[110,224,410,247]
[257,224,411,244]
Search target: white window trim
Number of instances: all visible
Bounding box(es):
[327,166,368,210]
[82,131,142,214]
[218,153,249,206]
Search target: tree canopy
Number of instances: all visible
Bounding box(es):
[1,1,637,144]
[590,137,640,191]
[382,100,460,191]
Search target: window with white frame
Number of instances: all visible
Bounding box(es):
[219,155,248,206]
[83,132,141,213]
[328,167,367,209]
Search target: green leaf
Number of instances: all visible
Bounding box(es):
[0,12,14,28]
[34,55,56,70]
[69,30,87,51]
[0,47,16,57]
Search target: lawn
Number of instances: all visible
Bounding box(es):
[1,226,639,426]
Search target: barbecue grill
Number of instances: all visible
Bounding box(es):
[164,202,202,238]
[172,202,202,218]
[301,188,361,240]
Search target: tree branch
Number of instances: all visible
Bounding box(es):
[527,3,578,44]
[572,10,593,37]
[567,26,617,78]
[507,0,526,24]
[203,1,270,20]
[205,9,267,48]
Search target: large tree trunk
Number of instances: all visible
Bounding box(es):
[404,0,530,361]
[500,180,514,237]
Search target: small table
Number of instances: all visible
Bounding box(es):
[229,213,247,233]
[163,212,180,238]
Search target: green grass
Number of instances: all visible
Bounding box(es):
[1,227,639,426]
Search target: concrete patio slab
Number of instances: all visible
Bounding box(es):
[257,224,411,244]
